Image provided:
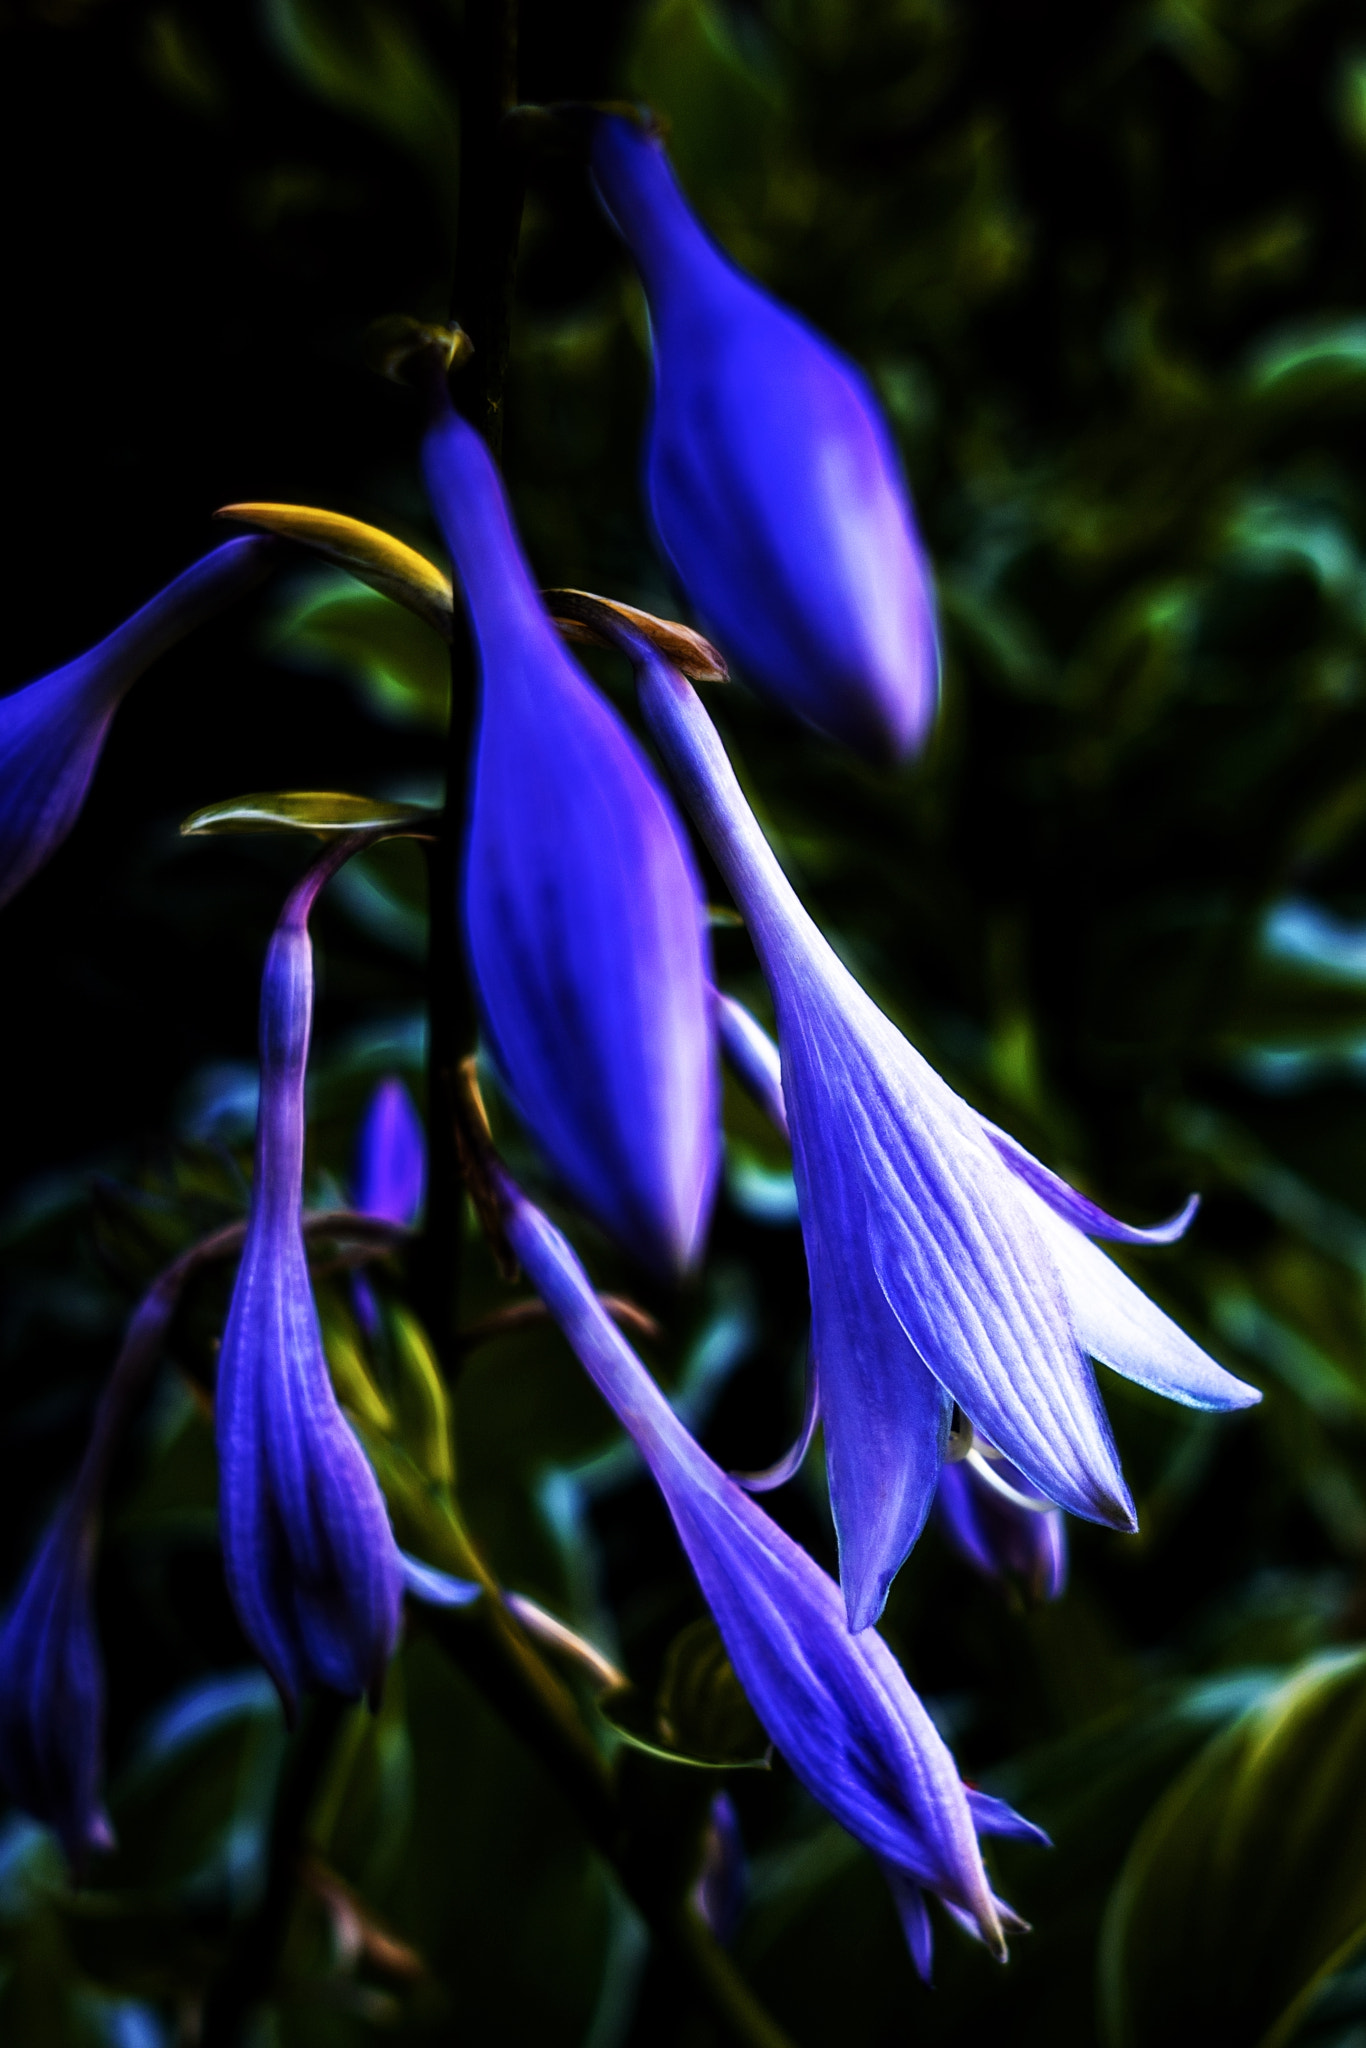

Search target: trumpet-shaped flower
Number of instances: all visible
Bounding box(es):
[216,858,403,1715]
[422,392,719,1274]
[588,111,938,763]
[0,536,277,909]
[629,646,1259,1630]
[0,1506,112,1869]
[499,1173,1043,1974]
[935,1453,1067,1602]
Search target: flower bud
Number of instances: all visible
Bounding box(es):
[0,1509,113,1870]
[216,859,403,1716]
[0,537,277,908]
[589,111,939,763]
[422,395,719,1275]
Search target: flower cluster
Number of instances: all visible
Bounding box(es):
[0,99,1261,2004]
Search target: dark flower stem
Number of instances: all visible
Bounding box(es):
[200,1692,351,2048]
[419,0,524,1370]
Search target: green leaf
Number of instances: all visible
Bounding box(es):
[600,1620,769,1770]
[270,571,452,729]
[179,789,436,837]
[1100,1650,1366,2048]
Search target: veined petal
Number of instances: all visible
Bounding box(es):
[632,649,1146,1626]
[500,1180,1028,1953]
[1020,1187,1261,1411]
[982,1117,1199,1245]
[217,872,403,1715]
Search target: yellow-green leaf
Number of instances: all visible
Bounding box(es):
[180,790,436,838]
[1100,1649,1366,2048]
[218,502,454,640]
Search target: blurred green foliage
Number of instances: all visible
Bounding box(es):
[6,0,1366,2042]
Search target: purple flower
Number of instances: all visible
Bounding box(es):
[0,1506,113,1869]
[0,537,277,909]
[588,111,938,764]
[216,858,403,1715]
[692,1789,747,1946]
[421,393,719,1275]
[499,1175,1040,1974]
[354,1077,426,1225]
[630,648,1260,1630]
[935,1454,1067,1602]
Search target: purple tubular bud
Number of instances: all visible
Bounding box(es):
[692,1789,747,1946]
[631,651,1259,1630]
[421,394,720,1276]
[0,537,277,909]
[0,1508,114,1870]
[589,114,939,764]
[935,1458,1068,1602]
[354,1076,426,1226]
[499,1177,1030,1963]
[216,863,403,1716]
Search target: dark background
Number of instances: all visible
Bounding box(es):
[5,1,1366,2043]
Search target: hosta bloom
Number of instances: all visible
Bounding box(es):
[422,391,719,1274]
[0,1507,111,1868]
[500,1174,1041,1973]
[0,536,277,908]
[630,645,1259,1629]
[588,111,938,763]
[935,1453,1067,1602]
[353,1076,426,1225]
[217,858,403,1714]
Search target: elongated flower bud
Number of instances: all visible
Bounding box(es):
[0,1508,112,1869]
[216,854,403,1715]
[354,1076,426,1226]
[589,112,938,763]
[500,1175,1041,1975]
[628,645,1258,1631]
[0,537,277,908]
[421,394,719,1275]
[936,1454,1067,1602]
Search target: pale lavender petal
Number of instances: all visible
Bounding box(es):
[982,1117,1198,1245]
[501,1182,1016,1950]
[1021,1188,1261,1411]
[714,989,789,1139]
[732,1351,820,1494]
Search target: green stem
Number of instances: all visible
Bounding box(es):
[200,1693,350,2048]
[418,0,524,1371]
[424,1602,797,2048]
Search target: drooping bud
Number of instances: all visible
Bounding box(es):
[354,1077,426,1227]
[421,391,719,1275]
[0,537,278,908]
[497,1174,1042,1976]
[0,1508,112,1870]
[216,847,403,1716]
[588,111,939,763]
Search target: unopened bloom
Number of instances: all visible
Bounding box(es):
[936,1453,1067,1602]
[588,111,938,763]
[500,1175,1040,1973]
[0,1506,112,1868]
[0,537,277,908]
[630,645,1259,1630]
[422,391,719,1275]
[217,853,403,1714]
[353,1076,426,1226]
